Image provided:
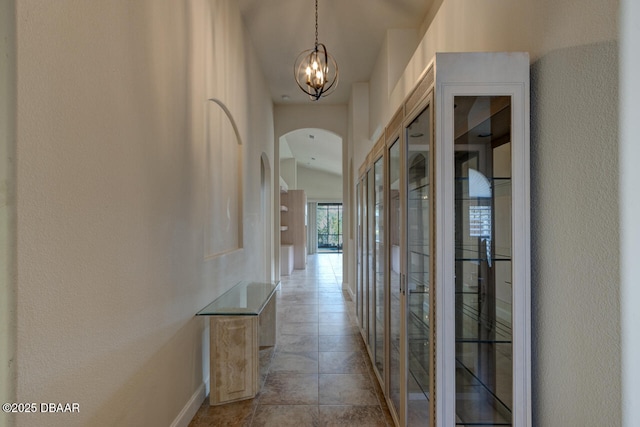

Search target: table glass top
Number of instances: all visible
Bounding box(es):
[196,281,279,316]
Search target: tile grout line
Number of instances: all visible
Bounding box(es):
[189,254,391,426]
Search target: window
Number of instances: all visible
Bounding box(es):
[469,205,491,237]
[316,203,342,252]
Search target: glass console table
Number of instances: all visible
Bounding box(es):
[196,281,279,405]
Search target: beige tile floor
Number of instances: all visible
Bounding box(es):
[189,253,394,427]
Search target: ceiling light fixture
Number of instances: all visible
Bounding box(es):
[293,0,338,101]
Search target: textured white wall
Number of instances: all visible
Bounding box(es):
[530,41,619,427]
[12,0,273,426]
[280,158,298,190]
[620,0,640,424]
[297,166,343,201]
[1,1,17,426]
[368,36,389,142]
[360,0,621,424]
[368,30,419,141]
[387,30,419,97]
[350,83,371,182]
[372,0,535,133]
[530,1,619,425]
[274,105,348,145]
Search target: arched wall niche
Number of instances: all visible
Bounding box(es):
[205,98,243,258]
[260,152,274,281]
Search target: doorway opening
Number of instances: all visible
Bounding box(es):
[316,203,343,253]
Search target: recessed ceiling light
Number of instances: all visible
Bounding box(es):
[281,95,290,101]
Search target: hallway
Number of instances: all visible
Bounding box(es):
[189,253,394,426]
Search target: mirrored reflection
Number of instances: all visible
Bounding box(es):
[368,168,376,351]
[356,182,363,329]
[388,139,401,419]
[453,96,513,426]
[374,157,385,378]
[406,105,432,426]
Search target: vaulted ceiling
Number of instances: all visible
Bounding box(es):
[238,0,434,177]
[238,0,432,105]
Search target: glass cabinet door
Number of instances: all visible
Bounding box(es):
[356,181,363,330]
[356,53,529,427]
[362,175,369,335]
[374,156,385,378]
[388,138,401,421]
[453,96,513,426]
[406,101,434,426]
[368,167,376,348]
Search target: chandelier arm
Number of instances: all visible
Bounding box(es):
[293,50,324,98]
[318,53,339,94]
[294,58,316,97]
[320,43,328,74]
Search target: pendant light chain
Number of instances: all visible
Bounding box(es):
[314,0,319,48]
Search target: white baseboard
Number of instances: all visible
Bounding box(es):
[170,382,207,427]
[343,282,355,301]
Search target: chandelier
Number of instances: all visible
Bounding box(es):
[293,0,339,101]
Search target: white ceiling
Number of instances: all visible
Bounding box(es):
[238,0,433,176]
[281,128,342,176]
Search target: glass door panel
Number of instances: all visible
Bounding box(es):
[406,104,433,426]
[388,139,401,419]
[453,96,513,426]
[368,168,376,348]
[374,157,385,378]
[362,175,369,335]
[356,181,363,329]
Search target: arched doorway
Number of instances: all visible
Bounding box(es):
[261,153,273,281]
[278,127,343,269]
